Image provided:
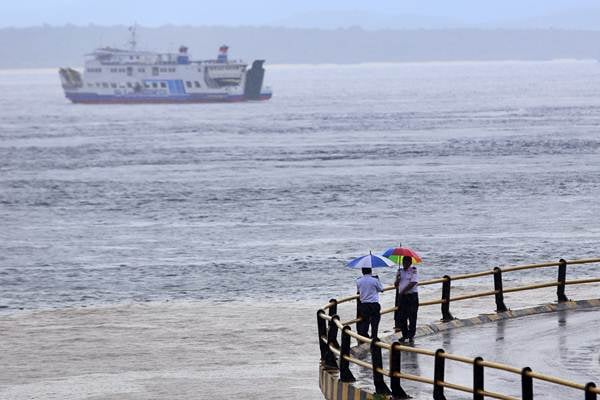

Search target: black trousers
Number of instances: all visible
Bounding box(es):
[357,302,381,340]
[395,293,419,338]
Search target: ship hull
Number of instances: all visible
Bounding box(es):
[60,44,272,104]
[65,92,272,104]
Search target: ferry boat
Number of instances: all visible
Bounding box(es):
[59,28,272,104]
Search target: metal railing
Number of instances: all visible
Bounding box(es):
[317,257,600,400]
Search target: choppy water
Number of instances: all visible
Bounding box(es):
[1,61,600,310]
[1,61,600,399]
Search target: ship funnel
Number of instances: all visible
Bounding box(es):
[177,45,190,64]
[217,45,229,63]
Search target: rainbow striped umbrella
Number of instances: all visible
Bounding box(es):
[382,247,422,265]
[346,252,396,269]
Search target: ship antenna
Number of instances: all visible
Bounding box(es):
[128,23,138,50]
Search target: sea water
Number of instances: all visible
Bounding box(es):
[1,61,599,399]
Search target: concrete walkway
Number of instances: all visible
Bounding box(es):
[353,306,600,400]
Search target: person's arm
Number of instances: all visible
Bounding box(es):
[375,276,384,292]
[398,281,416,296]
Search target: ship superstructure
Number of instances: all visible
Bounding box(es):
[59,29,271,104]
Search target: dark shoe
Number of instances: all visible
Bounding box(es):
[399,336,407,342]
[408,337,415,344]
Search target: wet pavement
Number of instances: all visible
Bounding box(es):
[353,307,600,400]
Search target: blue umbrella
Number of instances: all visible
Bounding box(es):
[346,252,396,268]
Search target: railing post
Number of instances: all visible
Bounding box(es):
[473,357,484,400]
[493,267,508,312]
[521,367,533,400]
[441,275,455,321]
[328,298,338,317]
[389,342,409,399]
[317,309,328,360]
[585,382,597,400]
[557,259,568,302]
[371,339,392,395]
[433,349,447,400]
[339,326,356,382]
[323,315,340,369]
[355,295,362,346]
[394,288,400,331]
[328,299,340,348]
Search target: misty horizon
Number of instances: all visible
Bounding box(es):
[2,24,600,69]
[4,0,600,30]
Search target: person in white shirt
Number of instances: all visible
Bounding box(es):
[356,267,384,339]
[394,256,419,342]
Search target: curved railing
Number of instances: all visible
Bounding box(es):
[317,257,600,400]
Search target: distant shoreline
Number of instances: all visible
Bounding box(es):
[0,58,597,73]
[2,25,600,69]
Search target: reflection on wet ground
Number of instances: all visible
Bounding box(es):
[353,307,600,400]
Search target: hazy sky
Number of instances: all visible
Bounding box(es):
[2,0,600,28]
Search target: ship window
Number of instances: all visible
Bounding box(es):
[87,83,93,87]
[96,83,101,87]
[186,81,192,88]
[126,82,132,88]
[160,68,167,72]
[160,82,167,88]
[110,83,117,88]
[152,82,158,88]
[144,82,150,88]
[152,67,159,76]
[102,82,109,88]
[138,68,145,73]
[194,81,200,88]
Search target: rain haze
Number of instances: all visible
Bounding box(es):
[1,1,600,400]
[4,1,600,67]
[4,0,600,28]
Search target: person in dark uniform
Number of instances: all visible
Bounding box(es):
[356,267,384,339]
[394,256,419,343]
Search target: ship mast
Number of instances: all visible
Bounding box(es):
[128,24,138,51]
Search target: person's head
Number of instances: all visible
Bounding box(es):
[402,256,413,270]
[361,267,372,275]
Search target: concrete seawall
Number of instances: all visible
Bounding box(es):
[319,298,600,400]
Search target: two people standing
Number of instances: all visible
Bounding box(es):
[354,255,419,342]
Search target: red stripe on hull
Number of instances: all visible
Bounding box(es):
[69,97,271,104]
[67,94,272,105]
